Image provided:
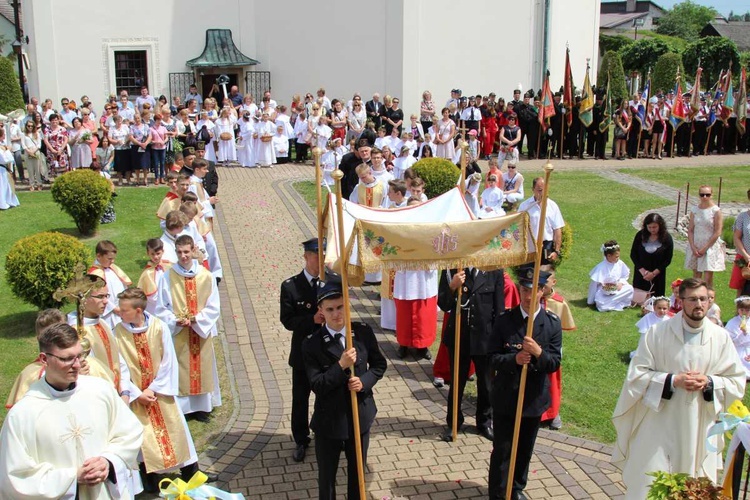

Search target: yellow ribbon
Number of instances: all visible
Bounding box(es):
[159,471,208,499]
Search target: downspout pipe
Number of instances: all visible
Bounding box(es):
[542,0,550,84]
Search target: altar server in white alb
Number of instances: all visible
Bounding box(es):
[724,296,750,379]
[155,234,221,420]
[588,240,634,312]
[0,323,143,499]
[612,278,745,499]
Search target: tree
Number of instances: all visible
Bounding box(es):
[683,37,740,88]
[652,53,685,95]
[619,38,676,78]
[656,0,717,41]
[599,34,633,55]
[597,51,628,104]
[0,56,23,113]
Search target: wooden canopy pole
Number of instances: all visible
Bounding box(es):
[313,145,325,280]
[505,160,554,500]
[451,133,468,442]
[331,169,367,499]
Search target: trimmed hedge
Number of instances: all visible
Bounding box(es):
[0,56,23,114]
[51,169,112,235]
[411,157,460,199]
[6,232,92,309]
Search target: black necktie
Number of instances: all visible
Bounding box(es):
[311,277,318,290]
[335,333,344,348]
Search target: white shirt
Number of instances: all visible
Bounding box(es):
[518,196,565,241]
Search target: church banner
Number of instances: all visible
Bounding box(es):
[324,188,532,282]
[356,213,531,272]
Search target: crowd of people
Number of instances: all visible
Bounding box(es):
[0,161,225,495]
[2,78,750,499]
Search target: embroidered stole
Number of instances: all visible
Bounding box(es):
[88,263,132,287]
[115,321,191,472]
[138,261,172,297]
[168,268,216,396]
[157,192,181,220]
[85,322,122,392]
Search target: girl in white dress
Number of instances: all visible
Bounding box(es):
[630,296,671,358]
[725,296,750,379]
[320,138,341,188]
[479,174,505,219]
[685,185,725,288]
[588,240,634,312]
[215,106,237,164]
[254,111,276,167]
[196,111,217,163]
[435,107,456,159]
[237,112,256,168]
[272,125,290,164]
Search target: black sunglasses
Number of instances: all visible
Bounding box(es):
[699,193,711,197]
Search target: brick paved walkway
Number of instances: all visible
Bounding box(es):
[204,163,627,499]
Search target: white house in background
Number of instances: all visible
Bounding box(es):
[21,0,600,115]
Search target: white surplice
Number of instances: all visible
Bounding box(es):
[117,314,197,472]
[188,175,214,220]
[612,314,746,499]
[479,186,506,219]
[155,260,222,414]
[94,260,128,330]
[393,270,438,300]
[587,259,634,312]
[0,375,143,499]
[0,166,19,210]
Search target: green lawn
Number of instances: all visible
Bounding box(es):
[0,187,232,447]
[296,168,746,444]
[623,165,750,204]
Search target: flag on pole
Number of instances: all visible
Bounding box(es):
[670,73,685,128]
[689,67,702,113]
[637,77,650,124]
[736,67,747,136]
[719,68,733,123]
[563,48,574,127]
[538,71,556,131]
[599,75,611,133]
[579,63,594,128]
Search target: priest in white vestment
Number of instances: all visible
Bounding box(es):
[612,278,745,499]
[0,323,143,499]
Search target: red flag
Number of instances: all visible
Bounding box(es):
[563,48,574,126]
[671,80,685,128]
[538,72,556,131]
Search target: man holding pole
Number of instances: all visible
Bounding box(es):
[488,265,562,500]
[302,276,387,500]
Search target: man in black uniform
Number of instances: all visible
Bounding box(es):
[302,277,387,500]
[438,267,505,442]
[488,266,562,500]
[279,237,331,462]
[195,142,218,206]
[178,147,196,177]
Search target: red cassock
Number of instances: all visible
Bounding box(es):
[540,292,576,422]
[433,272,520,382]
[395,297,438,349]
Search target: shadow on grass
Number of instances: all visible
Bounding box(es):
[0,310,38,339]
[617,351,634,365]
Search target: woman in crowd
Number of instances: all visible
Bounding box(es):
[176,109,196,148]
[22,119,43,191]
[203,97,218,121]
[435,107,456,160]
[215,105,238,165]
[641,100,654,159]
[81,109,99,156]
[650,97,664,160]
[501,161,524,205]
[240,94,258,119]
[95,135,115,173]
[613,100,630,161]
[129,111,151,186]
[41,99,54,123]
[420,91,434,134]
[685,185,725,288]
[732,191,750,297]
[43,113,69,176]
[408,114,424,143]
[381,145,395,172]
[149,113,169,185]
[68,117,93,169]
[384,97,403,136]
[100,104,114,136]
[630,212,674,298]
[108,114,131,185]
[498,114,521,165]
[347,96,366,143]
[160,105,177,170]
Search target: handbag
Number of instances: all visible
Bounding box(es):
[632,283,654,309]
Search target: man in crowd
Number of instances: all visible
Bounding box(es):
[0,323,144,498]
[488,266,562,500]
[612,278,745,499]
[303,276,387,500]
[339,140,372,200]
[185,84,203,112]
[229,86,243,107]
[135,86,156,113]
[366,93,383,130]
[518,177,565,268]
[279,238,332,462]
